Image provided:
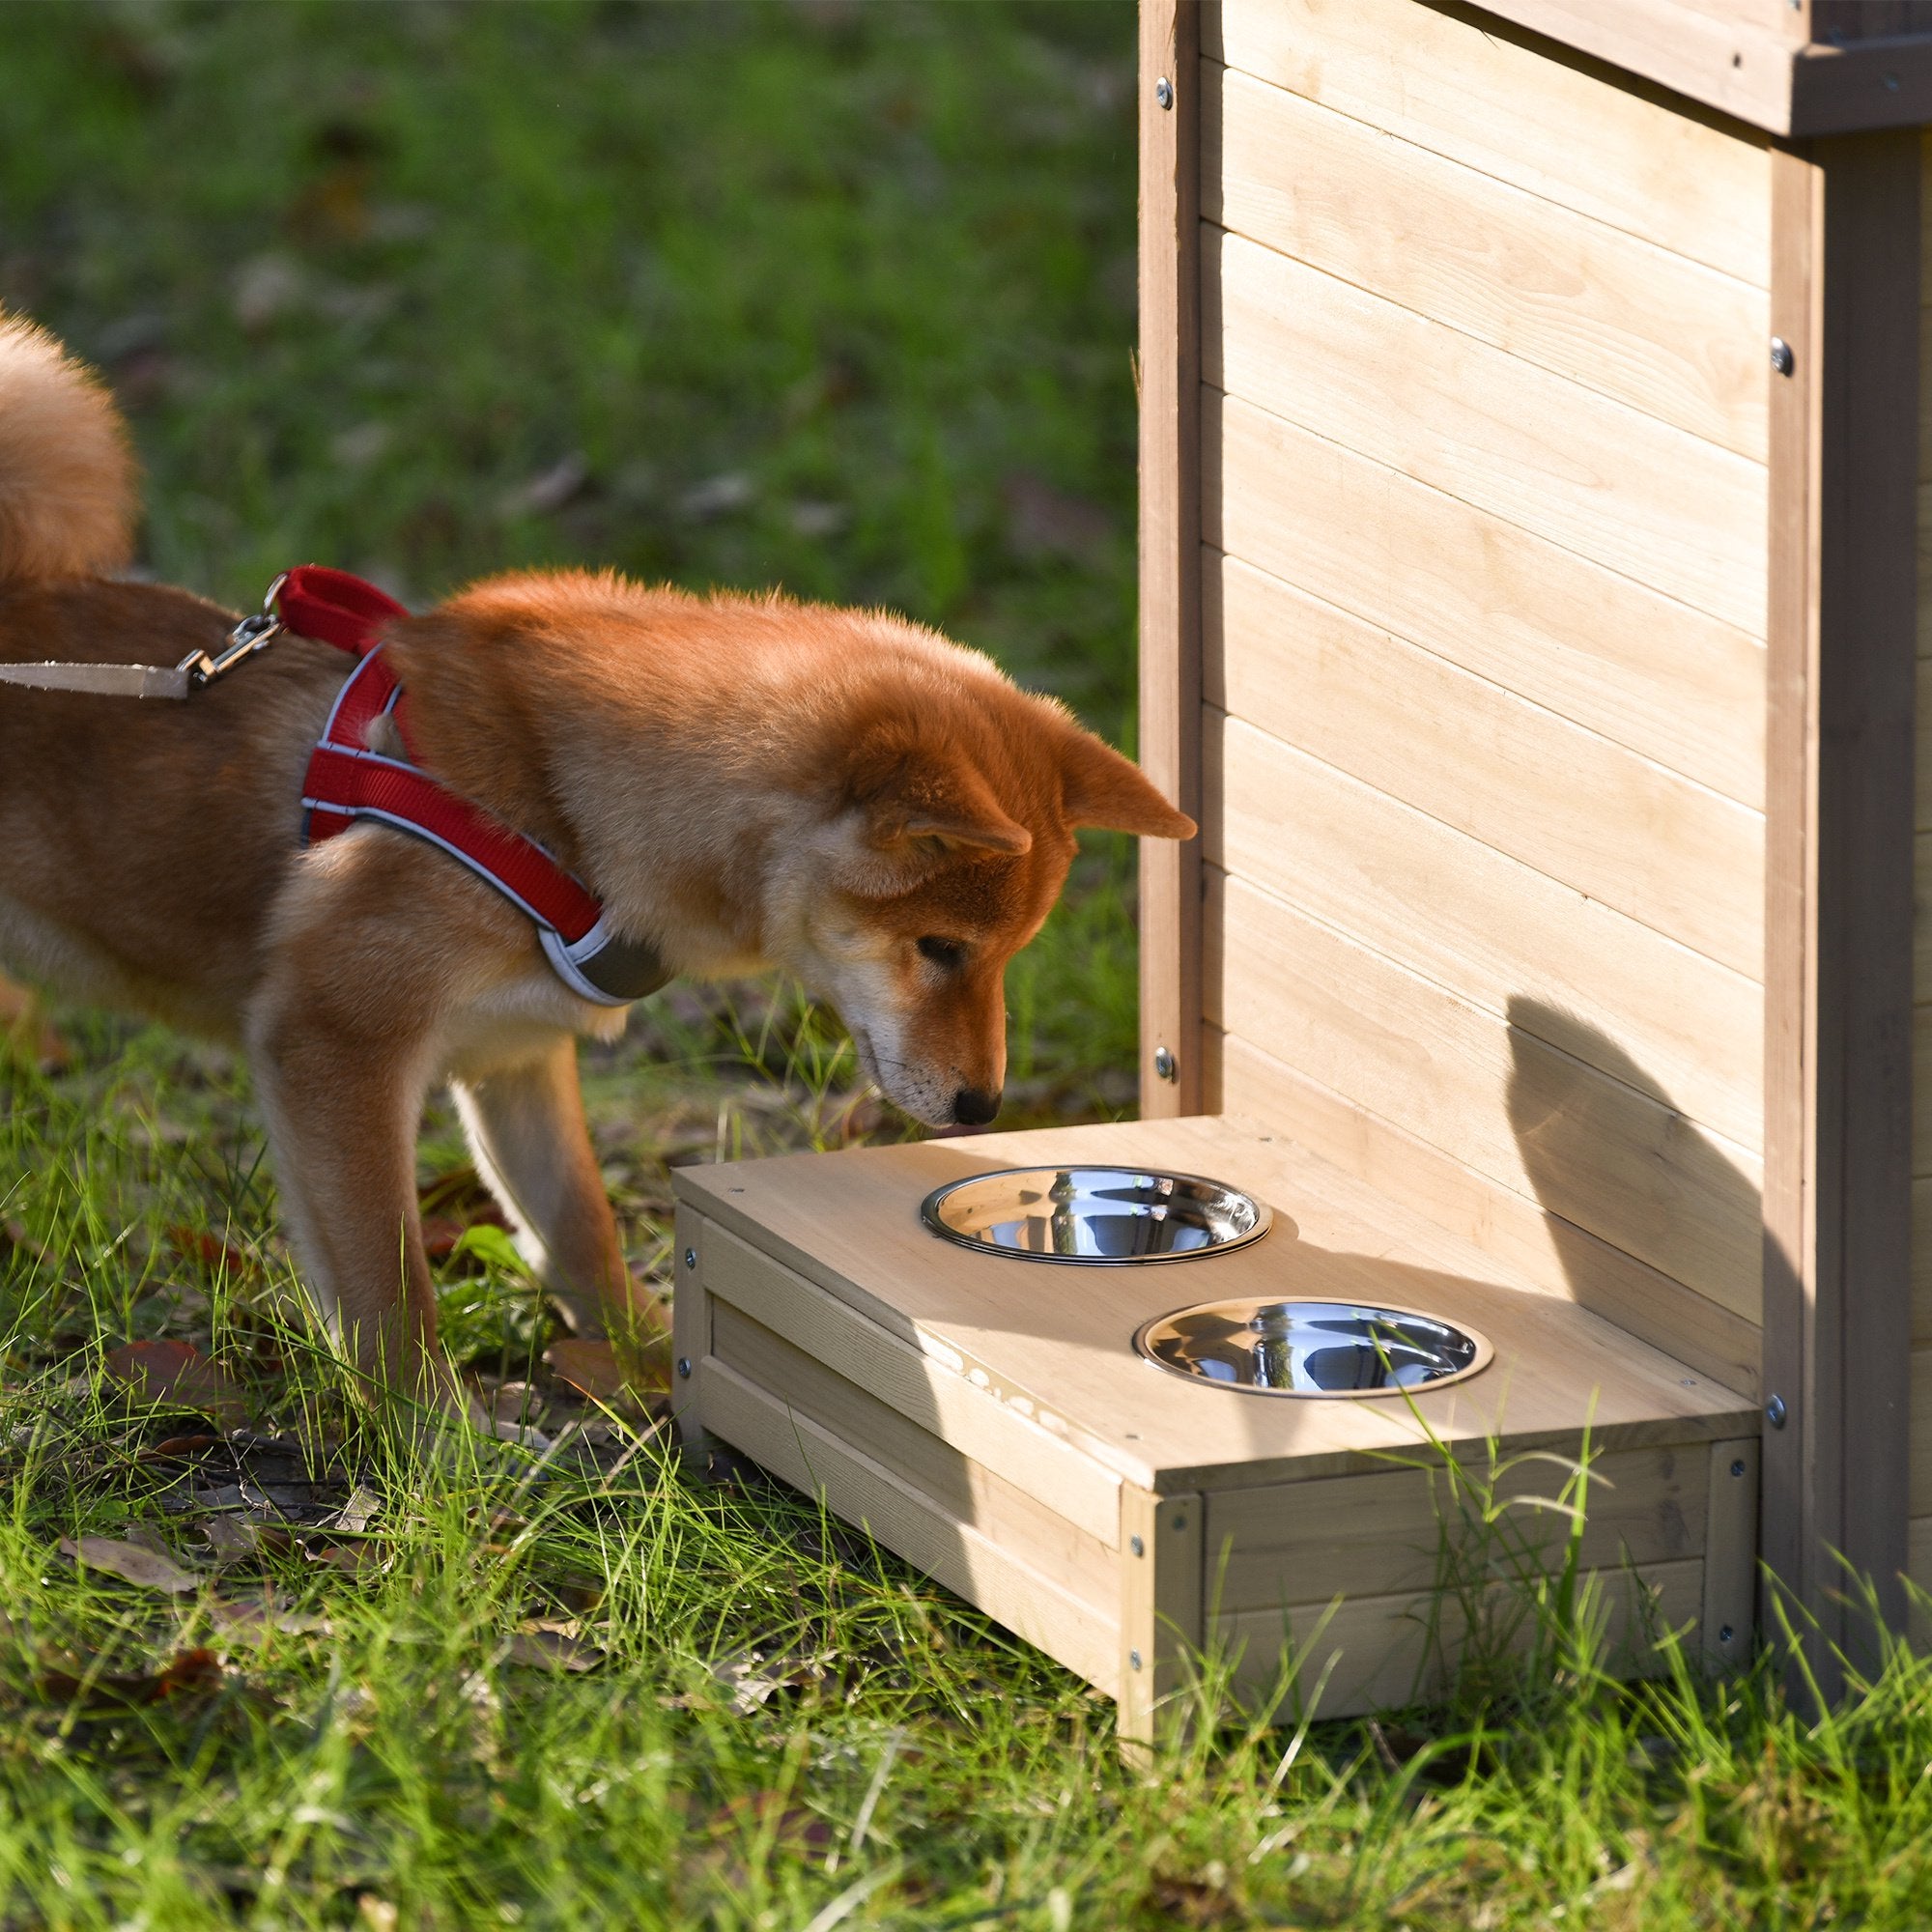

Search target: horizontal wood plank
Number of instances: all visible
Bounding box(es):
[1208,710,1764,1150]
[712,1299,1118,1615]
[1214,1555,1703,1718]
[1206,0,1771,284]
[1208,868,1766,1318]
[1206,230,1768,633]
[701,1355,1120,1694]
[1208,1029,1763,1397]
[1208,1443,1710,1610]
[700,1220,1121,1547]
[1206,60,1768,460]
[1206,548,1766,979]
[1205,395,1767,809]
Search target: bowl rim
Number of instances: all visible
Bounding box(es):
[1131,1295,1495,1399]
[918,1164,1274,1264]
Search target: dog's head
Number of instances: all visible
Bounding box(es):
[767,678,1194,1128]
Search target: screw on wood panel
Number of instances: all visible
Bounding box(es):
[1153,1046,1178,1083]
[683,1246,697,1270]
[1129,1650,1144,1671]
[1766,1395,1788,1429]
[1731,1459,1747,1479]
[1719,1625,1735,1644]
[1770,336,1795,377]
[676,1357,692,1379]
[1170,1513,1187,1532]
[1154,76,1174,110]
[1886,71,1902,91]
[1130,1535,1146,1557]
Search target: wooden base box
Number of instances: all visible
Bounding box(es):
[671,1115,1758,1742]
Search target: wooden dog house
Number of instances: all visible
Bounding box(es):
[674,0,1932,1738]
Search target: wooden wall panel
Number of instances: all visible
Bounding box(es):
[1205,60,1769,459]
[1205,228,1768,632]
[1206,712,1763,1150]
[1206,869,1766,1320]
[1207,551,1766,980]
[1207,0,1772,283]
[1205,394,1766,809]
[1911,132,1932,1619]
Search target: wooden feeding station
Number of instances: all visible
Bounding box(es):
[674,0,1932,1737]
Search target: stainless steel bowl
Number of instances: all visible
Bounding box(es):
[1134,1298,1492,1398]
[920,1166,1271,1264]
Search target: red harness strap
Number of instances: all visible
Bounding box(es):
[286,566,666,1008]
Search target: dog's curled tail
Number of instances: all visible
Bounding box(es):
[0,314,135,584]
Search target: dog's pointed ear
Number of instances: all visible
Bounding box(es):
[1060,729,1198,839]
[870,757,1032,858]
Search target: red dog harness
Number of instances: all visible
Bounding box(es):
[281,566,668,1008]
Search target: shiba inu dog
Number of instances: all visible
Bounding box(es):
[0,316,1194,1420]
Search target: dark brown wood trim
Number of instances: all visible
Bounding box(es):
[1792,39,1932,134]
[1139,0,1206,1120]
[1761,133,1918,1697]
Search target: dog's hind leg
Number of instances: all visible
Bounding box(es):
[451,1037,671,1384]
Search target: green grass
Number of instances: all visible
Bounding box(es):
[5,4,1931,1927]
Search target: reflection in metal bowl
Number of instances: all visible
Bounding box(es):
[919,1166,1270,1264]
[1134,1298,1492,1398]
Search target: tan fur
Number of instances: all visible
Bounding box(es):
[0,319,1194,1418]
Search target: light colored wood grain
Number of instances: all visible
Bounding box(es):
[674,1116,1758,1495]
[1204,396,1767,810]
[1702,1437,1759,1672]
[1214,1556,1704,1719]
[712,1299,1119,1616]
[1206,1442,1709,1610]
[1208,868,1766,1320]
[1138,0,1204,1118]
[1210,1030,1763,1397]
[1206,551,1766,980]
[1206,0,1772,284]
[701,1355,1120,1696]
[669,1204,714,1453]
[1208,709,1764,1151]
[1118,1488,1204,1747]
[1205,61,1769,461]
[1206,229,1768,635]
[698,1218,1121,1547]
[1435,0,1804,135]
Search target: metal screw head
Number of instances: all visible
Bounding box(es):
[1154,75,1175,110]
[1129,1534,1146,1557]
[1719,1624,1735,1644]
[1129,1649,1144,1671]
[1170,1513,1187,1532]
[1153,1045,1178,1083]
[676,1356,692,1379]
[1766,1394,1788,1429]
[683,1246,697,1271]
[1731,1459,1747,1479]
[1770,336,1795,377]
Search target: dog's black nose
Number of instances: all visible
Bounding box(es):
[952,1087,1002,1127]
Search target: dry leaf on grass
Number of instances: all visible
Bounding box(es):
[327,1485,382,1534]
[499,1627,605,1673]
[163,1225,253,1280]
[59,1534,203,1594]
[709,1644,834,1716]
[39,1645,224,1709]
[199,1517,295,1563]
[207,1592,330,1638]
[101,1339,249,1429]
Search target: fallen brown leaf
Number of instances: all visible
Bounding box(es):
[207,1592,330,1638]
[499,1628,605,1673]
[39,1645,224,1709]
[60,1534,203,1594]
[163,1225,252,1279]
[101,1339,248,1428]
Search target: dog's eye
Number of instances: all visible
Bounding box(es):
[917,936,966,971]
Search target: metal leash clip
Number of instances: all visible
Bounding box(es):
[174,571,288,690]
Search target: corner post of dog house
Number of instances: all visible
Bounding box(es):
[1137,0,1206,1120]
[1117,1485,1204,1754]
[1761,131,1919,1697]
[669,1202,716,1455]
